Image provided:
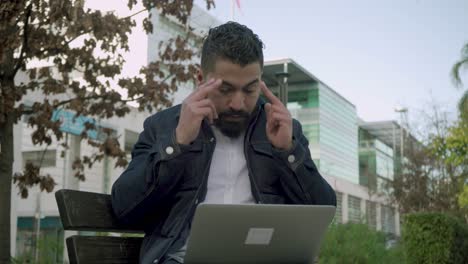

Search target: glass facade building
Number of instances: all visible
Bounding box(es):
[359,127,395,190]
[264,60,359,184]
[264,59,400,235]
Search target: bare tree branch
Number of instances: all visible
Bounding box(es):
[12,3,32,77]
[122,8,148,19]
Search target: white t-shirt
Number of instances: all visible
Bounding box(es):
[203,125,255,204]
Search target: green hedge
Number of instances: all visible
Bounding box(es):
[319,223,404,264]
[403,213,468,264]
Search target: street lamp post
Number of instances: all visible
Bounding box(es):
[34,191,42,262]
[394,107,408,160]
[274,62,290,105]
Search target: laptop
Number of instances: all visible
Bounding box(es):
[184,204,336,264]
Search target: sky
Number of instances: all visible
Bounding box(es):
[88,0,468,123]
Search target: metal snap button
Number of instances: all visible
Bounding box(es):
[165,146,174,155]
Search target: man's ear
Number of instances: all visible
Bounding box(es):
[196,69,204,86]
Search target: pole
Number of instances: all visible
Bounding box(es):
[62,133,69,189]
[34,191,41,262]
[282,62,289,105]
[392,122,396,156]
[231,0,235,21]
[394,107,407,163]
[275,63,290,106]
[400,118,404,160]
[103,155,110,194]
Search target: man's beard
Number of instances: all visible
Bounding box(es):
[214,110,251,138]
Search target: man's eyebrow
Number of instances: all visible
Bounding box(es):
[242,79,260,89]
[221,80,235,88]
[221,79,259,89]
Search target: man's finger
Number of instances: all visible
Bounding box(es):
[265,102,274,123]
[271,112,292,124]
[186,78,215,102]
[198,78,217,90]
[270,104,290,116]
[194,98,218,119]
[264,102,272,114]
[265,103,279,132]
[260,81,283,105]
[195,107,215,124]
[193,78,222,101]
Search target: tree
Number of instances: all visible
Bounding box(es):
[0,0,214,261]
[451,42,468,217]
[389,139,435,214]
[451,42,468,121]
[388,105,468,220]
[431,119,468,219]
[459,185,468,209]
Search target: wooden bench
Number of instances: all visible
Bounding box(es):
[55,189,144,263]
[56,189,322,264]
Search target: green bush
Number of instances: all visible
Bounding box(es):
[403,212,468,264]
[11,233,63,264]
[319,223,404,264]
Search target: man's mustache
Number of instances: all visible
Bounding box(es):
[218,110,250,119]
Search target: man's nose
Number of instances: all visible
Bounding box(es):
[228,92,245,110]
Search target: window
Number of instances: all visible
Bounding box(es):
[22,150,56,167]
[124,130,139,155]
[16,216,64,262]
[348,195,362,223]
[381,205,396,234]
[366,201,377,230]
[21,104,33,123]
[334,192,343,224]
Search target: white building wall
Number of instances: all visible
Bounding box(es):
[15,106,150,217]
[323,173,400,235]
[147,5,221,105]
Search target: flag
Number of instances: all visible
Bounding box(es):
[235,0,241,10]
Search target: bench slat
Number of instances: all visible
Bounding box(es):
[55,189,144,233]
[67,236,143,264]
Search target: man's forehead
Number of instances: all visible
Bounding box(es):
[212,58,261,72]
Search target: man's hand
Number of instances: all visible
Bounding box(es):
[261,81,293,151]
[176,78,221,145]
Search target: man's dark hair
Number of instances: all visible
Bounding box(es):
[201,21,264,73]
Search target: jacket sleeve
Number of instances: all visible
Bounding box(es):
[272,119,337,206]
[111,115,191,227]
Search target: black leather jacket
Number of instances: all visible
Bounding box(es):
[111,100,336,263]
